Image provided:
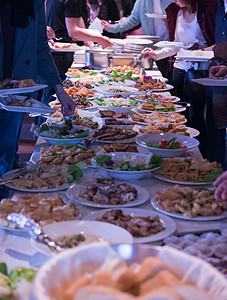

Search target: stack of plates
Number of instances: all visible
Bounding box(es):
[124,39,153,52]
[73,49,86,64]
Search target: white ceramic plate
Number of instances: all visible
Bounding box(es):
[154,41,193,49]
[176,50,214,62]
[0,95,54,114]
[135,95,180,103]
[137,104,186,114]
[1,169,74,192]
[152,172,215,186]
[83,208,177,244]
[94,86,139,98]
[0,83,48,95]
[66,180,150,208]
[34,125,93,145]
[151,199,227,221]
[31,220,133,256]
[136,133,199,158]
[151,84,174,92]
[95,79,136,87]
[92,152,162,181]
[49,42,81,52]
[192,78,227,87]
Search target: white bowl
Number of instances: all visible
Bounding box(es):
[136,133,199,157]
[31,244,227,300]
[31,220,133,256]
[95,78,136,87]
[94,86,139,98]
[92,152,162,180]
[34,125,92,145]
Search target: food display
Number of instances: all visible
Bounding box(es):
[63,78,94,90]
[148,137,187,149]
[95,153,162,171]
[66,68,99,78]
[154,157,223,183]
[65,86,94,98]
[93,125,138,142]
[46,114,98,129]
[95,98,138,107]
[0,78,35,89]
[136,93,178,103]
[0,95,42,108]
[140,100,175,112]
[135,77,167,91]
[40,144,96,165]
[9,162,83,190]
[0,193,79,228]
[164,232,227,277]
[139,123,190,136]
[56,234,104,248]
[155,185,227,217]
[36,124,90,139]
[99,110,129,119]
[104,119,136,126]
[132,112,186,124]
[104,144,138,153]
[78,178,137,205]
[108,66,141,74]
[96,209,165,237]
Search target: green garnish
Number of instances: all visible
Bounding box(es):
[69,165,83,182]
[194,169,223,182]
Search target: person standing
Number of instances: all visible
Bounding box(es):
[0,0,76,200]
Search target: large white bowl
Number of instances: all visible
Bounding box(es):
[31,220,133,256]
[94,85,139,98]
[95,78,136,87]
[34,125,92,145]
[31,244,227,300]
[136,133,199,157]
[95,97,138,114]
[92,152,162,180]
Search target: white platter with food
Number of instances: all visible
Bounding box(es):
[94,86,139,98]
[0,95,55,114]
[135,94,181,103]
[34,124,93,145]
[31,220,133,256]
[151,199,227,221]
[66,180,150,208]
[192,77,227,86]
[83,208,177,244]
[151,84,174,92]
[95,78,136,87]
[176,50,214,62]
[136,133,199,157]
[49,42,81,52]
[94,97,138,114]
[91,152,163,181]
[0,83,48,95]
[152,173,215,186]
[137,104,186,114]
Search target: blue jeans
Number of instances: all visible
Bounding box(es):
[0,110,25,199]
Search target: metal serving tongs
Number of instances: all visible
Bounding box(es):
[7,213,64,253]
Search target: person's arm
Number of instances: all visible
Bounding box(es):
[36,4,76,116]
[209,65,227,78]
[65,17,113,48]
[101,0,142,33]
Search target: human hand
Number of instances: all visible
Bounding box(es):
[214,171,227,201]
[118,17,126,22]
[54,84,76,117]
[84,41,94,49]
[143,48,157,60]
[98,36,113,48]
[188,43,199,50]
[47,26,55,39]
[209,65,227,78]
[101,20,110,31]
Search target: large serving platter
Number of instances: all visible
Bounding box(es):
[83,208,177,244]
[192,78,227,87]
[48,42,81,52]
[154,41,193,49]
[66,180,150,208]
[151,199,227,221]
[175,50,214,62]
[0,83,48,95]
[31,220,133,256]
[136,104,186,114]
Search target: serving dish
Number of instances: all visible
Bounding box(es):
[94,86,139,98]
[94,97,138,114]
[136,133,199,157]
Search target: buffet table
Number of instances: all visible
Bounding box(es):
[1,66,227,277]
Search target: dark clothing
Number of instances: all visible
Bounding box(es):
[215,0,227,44]
[0,0,16,78]
[46,0,88,41]
[166,0,218,46]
